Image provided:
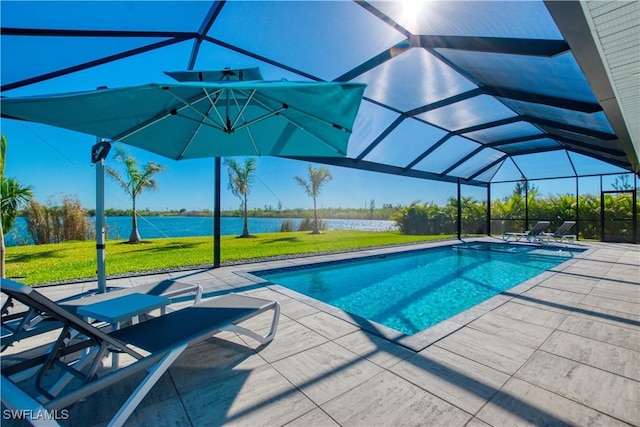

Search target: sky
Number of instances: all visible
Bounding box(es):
[0,1,631,213]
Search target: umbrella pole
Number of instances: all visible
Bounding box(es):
[91,139,111,293]
[213,157,222,268]
[213,157,221,268]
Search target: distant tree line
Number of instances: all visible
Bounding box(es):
[223,205,400,220]
[391,181,636,240]
[91,205,400,220]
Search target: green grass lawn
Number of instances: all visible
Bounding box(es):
[6,230,454,285]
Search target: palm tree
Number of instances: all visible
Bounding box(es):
[295,164,332,234]
[106,146,163,243]
[225,157,257,238]
[1,135,33,277]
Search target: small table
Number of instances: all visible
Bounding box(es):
[77,293,170,368]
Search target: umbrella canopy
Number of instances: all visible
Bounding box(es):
[1,79,366,159]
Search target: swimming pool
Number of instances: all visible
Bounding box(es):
[256,243,583,335]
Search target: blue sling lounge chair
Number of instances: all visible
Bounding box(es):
[502,221,550,242]
[542,221,577,243]
[1,279,280,427]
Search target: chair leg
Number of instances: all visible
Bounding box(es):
[193,285,203,304]
[107,344,187,427]
[221,302,280,345]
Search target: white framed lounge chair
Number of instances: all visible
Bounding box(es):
[502,221,550,242]
[1,279,203,351]
[1,279,279,427]
[542,221,577,243]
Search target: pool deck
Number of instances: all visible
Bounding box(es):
[5,238,640,426]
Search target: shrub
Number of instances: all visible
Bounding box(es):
[279,218,295,232]
[298,216,326,232]
[61,197,87,241]
[391,202,430,235]
[24,199,48,244]
[24,196,90,244]
[390,201,461,235]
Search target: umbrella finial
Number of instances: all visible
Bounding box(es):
[221,68,236,80]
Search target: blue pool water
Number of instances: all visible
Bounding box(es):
[257,243,582,335]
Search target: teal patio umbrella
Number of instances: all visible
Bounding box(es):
[2,74,365,159]
[1,68,366,291]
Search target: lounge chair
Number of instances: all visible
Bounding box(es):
[502,221,550,242]
[1,279,280,426]
[2,279,203,351]
[542,221,577,243]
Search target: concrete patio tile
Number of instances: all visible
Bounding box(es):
[242,317,329,363]
[434,327,536,375]
[278,298,320,319]
[572,302,640,330]
[446,305,490,326]
[619,253,640,264]
[232,308,281,334]
[121,395,192,427]
[103,277,135,288]
[168,269,218,283]
[580,294,640,316]
[604,267,640,283]
[34,282,102,302]
[284,408,339,427]
[297,311,360,340]
[537,274,599,294]
[491,301,567,328]
[334,330,414,369]
[590,280,640,302]
[516,351,639,425]
[507,273,551,295]
[128,272,174,285]
[321,371,472,426]
[272,341,383,406]
[66,369,179,426]
[558,315,640,351]
[390,346,509,414]
[464,417,492,427]
[476,377,629,427]
[566,256,614,268]
[398,319,466,351]
[561,265,610,280]
[472,293,514,313]
[467,312,554,348]
[180,364,316,426]
[540,330,640,380]
[168,334,268,394]
[218,274,260,288]
[511,286,586,314]
[244,286,292,302]
[590,249,624,259]
[190,277,235,294]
